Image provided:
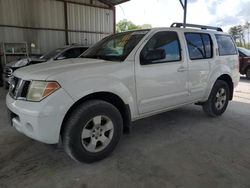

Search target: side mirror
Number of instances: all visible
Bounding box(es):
[57,56,66,60]
[141,49,166,64]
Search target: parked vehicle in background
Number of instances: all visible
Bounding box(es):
[6,23,239,163]
[238,47,250,79]
[3,45,88,88]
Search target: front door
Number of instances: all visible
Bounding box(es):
[135,30,189,115]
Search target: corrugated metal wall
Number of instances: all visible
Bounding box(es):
[0,0,114,54]
[0,0,65,29]
[67,3,113,46]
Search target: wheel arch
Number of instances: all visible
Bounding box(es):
[60,91,131,137]
[216,74,234,100]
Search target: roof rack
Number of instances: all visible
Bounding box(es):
[170,22,223,32]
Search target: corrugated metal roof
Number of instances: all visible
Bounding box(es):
[99,0,130,6]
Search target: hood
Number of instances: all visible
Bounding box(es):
[6,58,46,68]
[14,58,118,80]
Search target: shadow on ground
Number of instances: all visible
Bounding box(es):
[0,84,250,188]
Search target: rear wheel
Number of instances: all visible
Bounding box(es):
[62,100,123,163]
[246,67,250,79]
[202,80,230,117]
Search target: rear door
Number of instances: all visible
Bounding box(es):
[184,32,213,101]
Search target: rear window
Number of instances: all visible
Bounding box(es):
[215,35,237,56]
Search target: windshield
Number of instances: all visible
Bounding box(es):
[81,30,149,61]
[39,48,65,60]
[238,47,250,57]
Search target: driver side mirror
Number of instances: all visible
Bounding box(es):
[141,49,166,64]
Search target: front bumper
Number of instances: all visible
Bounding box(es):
[6,89,74,144]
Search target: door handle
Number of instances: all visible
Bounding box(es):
[177,66,187,72]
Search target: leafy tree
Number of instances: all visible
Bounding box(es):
[229,25,246,47]
[116,20,152,32]
[140,24,152,29]
[116,19,141,32]
[229,26,239,41]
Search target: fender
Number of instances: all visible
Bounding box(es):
[202,64,232,101]
[59,76,138,119]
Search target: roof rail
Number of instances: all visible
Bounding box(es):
[170,22,223,32]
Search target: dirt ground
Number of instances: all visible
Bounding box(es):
[0,77,250,188]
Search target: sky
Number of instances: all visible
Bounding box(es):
[116,0,250,32]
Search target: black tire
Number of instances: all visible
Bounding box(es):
[246,67,250,80]
[202,80,230,117]
[62,100,123,163]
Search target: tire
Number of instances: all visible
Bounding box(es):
[202,80,230,117]
[246,67,250,80]
[62,100,123,163]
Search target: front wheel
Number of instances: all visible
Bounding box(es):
[202,80,230,117]
[62,100,123,163]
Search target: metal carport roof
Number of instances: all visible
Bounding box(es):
[100,0,188,26]
[99,0,130,6]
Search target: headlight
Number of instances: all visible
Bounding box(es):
[27,81,60,102]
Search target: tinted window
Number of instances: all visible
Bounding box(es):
[79,47,88,54]
[61,48,82,59]
[40,48,65,60]
[215,35,237,56]
[140,31,181,64]
[185,33,213,60]
[202,34,212,58]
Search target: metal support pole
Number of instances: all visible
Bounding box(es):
[178,0,187,28]
[64,1,69,45]
[113,6,116,34]
[248,22,250,49]
[183,0,187,27]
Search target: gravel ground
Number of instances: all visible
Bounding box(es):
[0,77,249,188]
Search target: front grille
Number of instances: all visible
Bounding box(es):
[9,76,31,100]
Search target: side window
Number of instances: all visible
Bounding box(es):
[185,33,213,60]
[61,48,81,59]
[80,47,88,54]
[201,34,212,58]
[140,31,181,64]
[215,35,237,56]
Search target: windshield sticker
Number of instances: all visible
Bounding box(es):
[118,34,132,46]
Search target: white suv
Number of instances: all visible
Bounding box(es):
[6,23,240,163]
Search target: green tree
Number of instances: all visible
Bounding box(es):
[229,25,246,47]
[140,24,152,29]
[229,26,239,41]
[244,22,250,49]
[116,19,141,32]
[116,20,152,32]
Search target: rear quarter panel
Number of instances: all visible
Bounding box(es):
[201,33,239,101]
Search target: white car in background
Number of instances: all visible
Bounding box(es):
[3,45,88,89]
